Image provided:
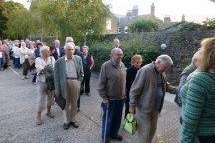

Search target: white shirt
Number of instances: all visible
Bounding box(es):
[20,46,31,64]
[35,56,55,82]
[56,47,60,57]
[12,46,21,58]
[0,52,3,58]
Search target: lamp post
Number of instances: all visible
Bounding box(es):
[160,43,167,54]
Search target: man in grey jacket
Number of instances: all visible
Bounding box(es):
[129,55,176,143]
[98,48,126,143]
[54,42,84,130]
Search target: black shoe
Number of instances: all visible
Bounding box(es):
[77,108,80,112]
[70,122,79,128]
[63,123,70,130]
[111,135,123,141]
[102,139,110,143]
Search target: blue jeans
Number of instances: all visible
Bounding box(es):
[14,58,21,69]
[101,100,124,141]
[0,58,4,71]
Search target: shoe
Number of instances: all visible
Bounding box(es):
[111,135,123,141]
[102,139,110,143]
[77,108,80,112]
[70,122,79,128]
[63,123,70,130]
[46,112,55,118]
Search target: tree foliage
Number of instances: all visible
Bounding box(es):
[30,0,110,43]
[0,1,25,38]
[203,18,215,30]
[129,19,159,33]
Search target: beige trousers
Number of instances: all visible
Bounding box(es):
[136,110,159,143]
[37,82,54,112]
[63,80,80,124]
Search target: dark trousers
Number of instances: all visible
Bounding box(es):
[199,136,215,143]
[32,73,37,83]
[124,93,130,119]
[0,58,3,70]
[22,59,30,76]
[14,58,21,69]
[77,94,80,109]
[81,71,91,94]
[101,100,124,141]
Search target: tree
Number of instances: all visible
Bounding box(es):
[203,18,215,30]
[0,1,33,39]
[129,19,159,33]
[6,8,35,39]
[30,0,110,44]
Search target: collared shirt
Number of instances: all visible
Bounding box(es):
[65,56,77,78]
[56,47,60,57]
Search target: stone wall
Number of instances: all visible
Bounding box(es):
[103,29,215,85]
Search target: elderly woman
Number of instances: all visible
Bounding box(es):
[35,46,55,125]
[181,37,215,143]
[124,54,143,118]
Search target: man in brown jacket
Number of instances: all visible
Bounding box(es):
[98,48,126,143]
[129,55,176,143]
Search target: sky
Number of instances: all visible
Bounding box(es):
[10,0,215,23]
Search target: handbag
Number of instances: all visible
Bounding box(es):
[123,113,137,135]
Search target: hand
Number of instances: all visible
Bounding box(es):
[103,99,109,104]
[129,106,135,114]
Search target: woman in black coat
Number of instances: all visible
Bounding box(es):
[125,54,143,118]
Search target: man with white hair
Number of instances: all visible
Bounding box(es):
[98,48,126,143]
[52,39,65,60]
[54,42,84,130]
[129,54,177,143]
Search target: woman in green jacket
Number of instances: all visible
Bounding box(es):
[181,37,215,143]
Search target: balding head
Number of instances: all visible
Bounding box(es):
[65,42,76,58]
[54,39,60,48]
[113,38,120,48]
[111,48,123,64]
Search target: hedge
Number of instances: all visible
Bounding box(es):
[89,34,160,71]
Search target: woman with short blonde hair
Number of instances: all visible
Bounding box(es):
[181,37,215,143]
[124,54,143,118]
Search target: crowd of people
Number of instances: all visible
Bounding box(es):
[0,37,214,143]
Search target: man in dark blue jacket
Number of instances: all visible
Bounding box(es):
[52,40,65,60]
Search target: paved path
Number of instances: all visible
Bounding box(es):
[0,68,180,143]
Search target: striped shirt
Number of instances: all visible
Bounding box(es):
[181,72,215,143]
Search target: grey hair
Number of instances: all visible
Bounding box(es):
[54,39,60,44]
[65,37,74,43]
[82,45,89,49]
[64,42,75,49]
[156,54,173,66]
[111,48,123,55]
[191,51,200,65]
[113,38,120,43]
[40,46,50,55]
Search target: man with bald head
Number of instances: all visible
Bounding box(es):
[98,48,126,143]
[54,42,84,130]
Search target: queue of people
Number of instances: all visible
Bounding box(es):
[0,37,214,143]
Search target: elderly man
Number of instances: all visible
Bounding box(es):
[129,55,176,143]
[98,48,126,143]
[52,39,65,60]
[54,42,84,130]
